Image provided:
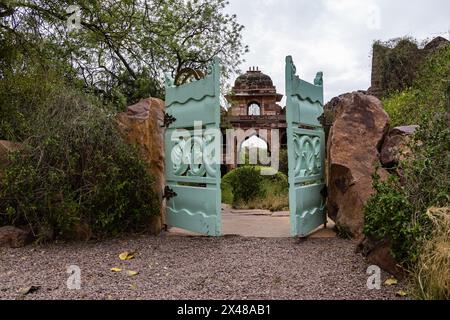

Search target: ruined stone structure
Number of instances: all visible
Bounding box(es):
[368,36,450,98]
[223,67,287,170]
[224,67,287,143]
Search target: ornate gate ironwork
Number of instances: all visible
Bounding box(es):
[285,56,326,237]
[164,58,222,236]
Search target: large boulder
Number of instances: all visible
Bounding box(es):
[115,98,165,234]
[326,92,390,239]
[0,226,32,248]
[380,125,418,168]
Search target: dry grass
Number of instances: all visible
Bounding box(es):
[412,207,450,300]
[234,193,289,212]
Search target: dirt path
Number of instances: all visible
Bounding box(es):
[0,235,405,300]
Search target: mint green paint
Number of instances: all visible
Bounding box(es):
[285,56,326,237]
[164,57,222,236]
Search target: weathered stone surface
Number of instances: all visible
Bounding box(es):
[115,98,165,234]
[357,238,404,279]
[0,226,32,248]
[380,125,419,167]
[126,99,151,118]
[326,92,390,239]
[424,36,450,52]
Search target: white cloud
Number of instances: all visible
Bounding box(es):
[226,0,450,103]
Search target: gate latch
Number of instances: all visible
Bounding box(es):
[162,112,177,128]
[163,186,177,201]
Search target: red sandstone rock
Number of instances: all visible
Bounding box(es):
[380,126,418,168]
[326,92,390,239]
[116,98,165,234]
[357,238,405,279]
[0,226,32,248]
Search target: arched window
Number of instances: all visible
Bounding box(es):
[248,103,261,116]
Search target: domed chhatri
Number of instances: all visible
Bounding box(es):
[223,66,287,172]
[234,67,276,93]
[225,66,283,117]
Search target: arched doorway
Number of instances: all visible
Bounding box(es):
[239,134,269,165]
[248,102,261,116]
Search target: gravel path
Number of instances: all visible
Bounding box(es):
[0,235,405,300]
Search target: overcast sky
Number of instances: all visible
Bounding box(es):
[225,0,450,103]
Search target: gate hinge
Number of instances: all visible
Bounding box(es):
[162,112,177,128]
[317,113,326,127]
[163,186,177,201]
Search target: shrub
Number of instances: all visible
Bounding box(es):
[0,86,160,241]
[364,173,427,264]
[364,112,449,265]
[364,44,450,268]
[229,166,266,204]
[222,166,288,210]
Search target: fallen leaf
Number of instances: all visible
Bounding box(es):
[385,278,398,286]
[396,290,408,297]
[129,283,138,290]
[127,270,139,277]
[18,286,40,295]
[110,268,122,272]
[119,251,135,261]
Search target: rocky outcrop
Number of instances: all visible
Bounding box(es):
[0,226,32,248]
[380,125,418,168]
[326,92,390,239]
[115,98,166,235]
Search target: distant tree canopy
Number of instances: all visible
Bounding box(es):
[0,0,248,107]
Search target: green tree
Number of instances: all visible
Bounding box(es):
[1,0,247,107]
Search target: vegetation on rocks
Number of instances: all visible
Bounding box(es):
[364,40,450,299]
[382,44,450,126]
[373,37,425,97]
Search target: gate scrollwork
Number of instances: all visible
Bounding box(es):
[292,134,322,179]
[171,133,218,178]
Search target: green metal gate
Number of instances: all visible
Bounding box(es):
[164,57,222,236]
[285,56,326,237]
